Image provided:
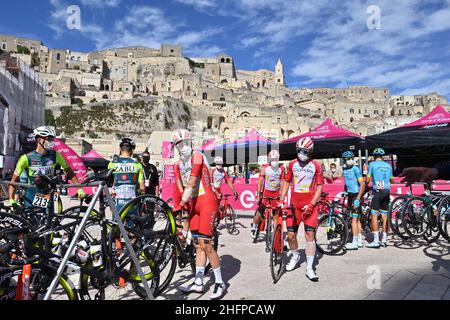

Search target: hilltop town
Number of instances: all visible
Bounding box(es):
[1,34,448,164]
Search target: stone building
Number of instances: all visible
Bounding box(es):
[0,53,45,169]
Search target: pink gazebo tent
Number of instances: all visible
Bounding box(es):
[280,118,364,160]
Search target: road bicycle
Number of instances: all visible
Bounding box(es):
[253,197,280,253]
[217,194,238,235]
[316,199,349,255]
[269,206,294,284]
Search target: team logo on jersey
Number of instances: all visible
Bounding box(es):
[121,174,128,181]
[116,164,135,173]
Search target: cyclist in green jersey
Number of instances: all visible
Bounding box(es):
[8,126,84,208]
[108,138,145,214]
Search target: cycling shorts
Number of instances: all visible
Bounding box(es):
[370,189,390,212]
[189,193,219,238]
[287,193,318,233]
[347,192,362,217]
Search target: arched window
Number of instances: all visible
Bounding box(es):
[239,112,251,118]
[221,58,225,63]
[226,58,230,63]
[105,84,110,91]
[219,117,226,127]
[202,92,208,100]
[220,97,225,101]
[262,79,266,87]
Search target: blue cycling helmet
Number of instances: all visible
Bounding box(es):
[342,151,354,159]
[373,148,385,156]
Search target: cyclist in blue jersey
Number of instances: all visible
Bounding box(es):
[108,138,145,216]
[342,151,366,250]
[366,148,394,248]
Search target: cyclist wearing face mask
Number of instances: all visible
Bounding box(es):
[172,129,226,300]
[251,150,285,240]
[278,137,323,281]
[341,151,365,250]
[8,126,84,208]
[211,156,238,204]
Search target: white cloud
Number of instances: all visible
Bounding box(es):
[80,0,121,7]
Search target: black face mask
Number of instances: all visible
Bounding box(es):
[142,157,150,164]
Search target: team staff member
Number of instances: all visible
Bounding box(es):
[251,150,285,240]
[8,126,84,208]
[278,137,323,281]
[211,156,238,206]
[141,151,160,197]
[173,129,226,300]
[342,151,365,250]
[366,148,394,248]
[108,138,145,215]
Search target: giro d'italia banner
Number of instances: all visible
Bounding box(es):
[53,139,89,195]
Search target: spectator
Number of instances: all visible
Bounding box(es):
[232,171,239,183]
[245,170,251,184]
[250,168,260,179]
[140,151,160,197]
[324,163,342,183]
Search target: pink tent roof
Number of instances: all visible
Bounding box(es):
[198,139,217,151]
[401,105,450,127]
[283,118,361,143]
[82,149,105,159]
[233,128,273,143]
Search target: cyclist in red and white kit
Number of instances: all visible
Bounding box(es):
[251,150,285,240]
[212,156,239,208]
[172,129,226,299]
[278,137,323,281]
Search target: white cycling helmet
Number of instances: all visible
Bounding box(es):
[296,137,314,151]
[214,156,223,165]
[33,126,56,138]
[268,150,280,161]
[172,129,191,146]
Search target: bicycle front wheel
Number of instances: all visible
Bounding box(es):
[401,197,429,238]
[270,224,284,284]
[437,195,450,242]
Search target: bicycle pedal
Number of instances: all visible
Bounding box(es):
[119,277,126,288]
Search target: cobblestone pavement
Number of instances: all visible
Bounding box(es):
[59,198,450,300]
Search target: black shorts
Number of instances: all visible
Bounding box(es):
[370,189,390,212]
[347,193,362,216]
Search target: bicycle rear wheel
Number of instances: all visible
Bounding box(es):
[389,196,410,240]
[316,214,348,255]
[270,224,285,283]
[401,197,429,238]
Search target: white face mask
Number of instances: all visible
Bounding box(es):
[216,165,223,169]
[270,161,279,168]
[298,153,309,162]
[346,160,354,167]
[180,145,192,158]
[331,168,336,173]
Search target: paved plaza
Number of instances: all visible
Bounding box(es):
[59,197,450,300]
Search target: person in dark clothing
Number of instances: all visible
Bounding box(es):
[140,151,160,197]
[3,169,13,181]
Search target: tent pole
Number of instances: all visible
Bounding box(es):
[358,149,362,172]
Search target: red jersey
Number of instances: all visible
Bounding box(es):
[284,159,324,198]
[174,151,214,199]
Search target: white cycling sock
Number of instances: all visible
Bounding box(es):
[251,223,257,231]
[212,267,223,284]
[373,232,379,243]
[195,266,205,285]
[306,256,315,270]
[358,234,363,242]
[382,232,387,242]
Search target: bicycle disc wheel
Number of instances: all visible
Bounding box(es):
[225,205,236,235]
[270,224,284,283]
[316,214,348,255]
[402,197,428,238]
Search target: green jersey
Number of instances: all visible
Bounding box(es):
[14,150,69,207]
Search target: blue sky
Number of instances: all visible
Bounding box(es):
[1,0,450,98]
